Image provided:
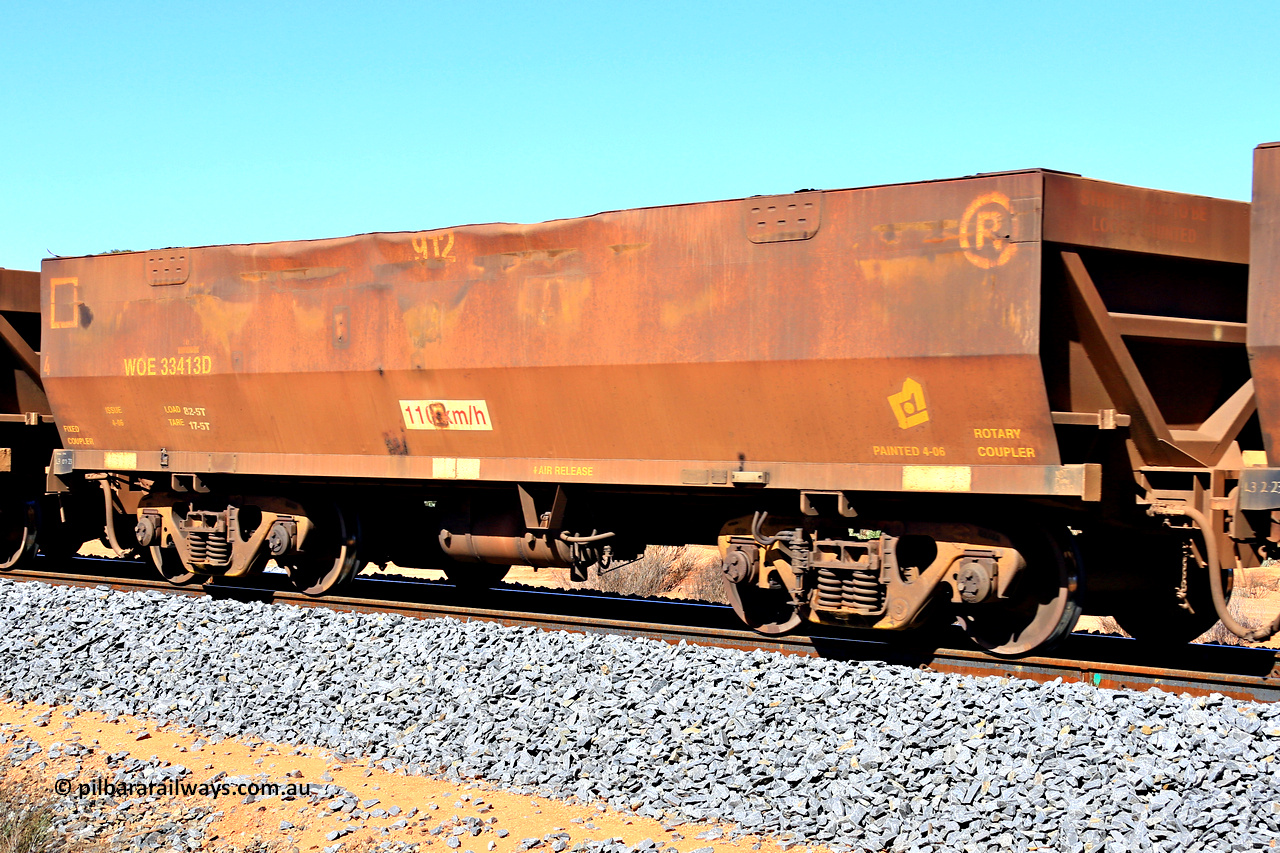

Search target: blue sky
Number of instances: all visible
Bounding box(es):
[2,1,1276,268]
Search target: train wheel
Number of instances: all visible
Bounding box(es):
[725,578,803,635]
[285,505,362,596]
[0,501,38,571]
[956,527,1081,657]
[443,565,510,589]
[149,546,206,586]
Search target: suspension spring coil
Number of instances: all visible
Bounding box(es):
[204,532,232,565]
[187,531,209,563]
[815,564,884,614]
[816,567,844,609]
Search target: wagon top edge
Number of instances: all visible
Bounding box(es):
[37,167,1249,266]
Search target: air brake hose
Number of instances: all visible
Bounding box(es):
[100,478,131,557]
[558,530,615,544]
[1153,503,1280,642]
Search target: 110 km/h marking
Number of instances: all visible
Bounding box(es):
[400,399,493,431]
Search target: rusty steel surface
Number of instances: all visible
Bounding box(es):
[1249,142,1280,474]
[54,447,1100,498]
[0,267,51,420]
[7,558,1280,703]
[42,172,1057,492]
[1043,173,1249,264]
[0,269,41,314]
[39,169,1254,499]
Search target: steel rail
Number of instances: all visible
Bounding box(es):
[4,558,1279,703]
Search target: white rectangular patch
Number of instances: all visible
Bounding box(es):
[902,465,971,492]
[104,451,138,470]
[431,457,481,480]
[1243,450,1269,467]
[400,399,492,431]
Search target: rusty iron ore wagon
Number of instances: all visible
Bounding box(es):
[4,143,1280,657]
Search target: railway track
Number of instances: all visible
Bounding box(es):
[5,556,1280,703]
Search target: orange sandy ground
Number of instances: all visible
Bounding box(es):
[0,701,824,853]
